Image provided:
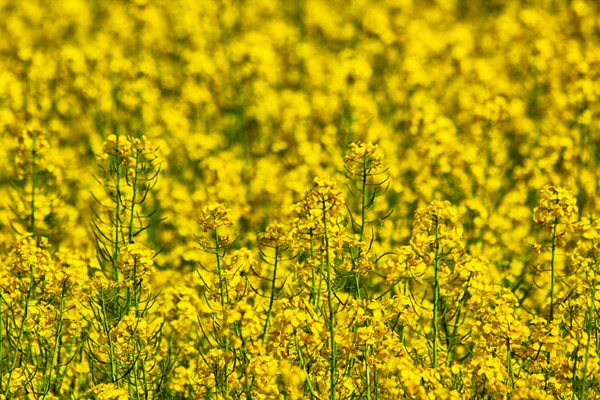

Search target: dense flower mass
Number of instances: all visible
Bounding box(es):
[0,0,600,398]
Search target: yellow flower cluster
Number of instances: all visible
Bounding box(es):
[257,221,291,248]
[116,242,155,279]
[198,201,233,232]
[89,383,128,400]
[343,141,384,176]
[534,184,579,230]
[412,200,464,262]
[98,134,159,181]
[293,177,345,235]
[14,128,50,181]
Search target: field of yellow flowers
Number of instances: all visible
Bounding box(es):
[1,0,600,398]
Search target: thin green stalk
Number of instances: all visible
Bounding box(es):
[5,265,35,394]
[580,263,596,399]
[359,154,368,242]
[215,228,225,308]
[550,220,558,321]
[30,134,37,235]
[316,249,324,312]
[214,227,229,399]
[310,231,316,305]
[570,344,578,400]
[52,335,76,396]
[100,290,118,383]
[243,349,253,399]
[0,300,3,389]
[373,369,379,400]
[294,331,317,398]
[128,153,140,243]
[354,153,368,299]
[133,356,141,400]
[432,219,440,369]
[262,246,279,342]
[365,344,372,400]
[446,275,471,366]
[506,337,514,398]
[113,132,122,281]
[322,201,336,400]
[42,284,67,399]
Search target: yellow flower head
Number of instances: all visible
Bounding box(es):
[89,383,128,400]
[343,141,384,176]
[198,202,233,232]
[414,200,458,233]
[533,185,578,230]
[307,177,345,216]
[99,134,158,171]
[117,242,155,278]
[15,128,50,181]
[258,222,290,248]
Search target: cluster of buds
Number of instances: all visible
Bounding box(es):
[295,177,344,218]
[411,200,464,262]
[258,222,291,248]
[309,177,345,216]
[533,185,578,232]
[198,202,232,232]
[14,128,51,181]
[292,177,346,241]
[9,235,52,278]
[116,242,155,279]
[98,134,159,178]
[343,141,384,177]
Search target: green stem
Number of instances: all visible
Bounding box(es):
[432,219,440,369]
[294,331,317,399]
[365,344,372,400]
[42,284,66,399]
[317,248,324,312]
[30,135,37,235]
[322,201,336,400]
[5,265,36,394]
[506,337,514,398]
[100,291,118,383]
[243,347,253,399]
[359,154,367,242]
[354,153,369,299]
[580,263,596,399]
[262,246,279,342]
[133,354,140,399]
[113,132,122,281]
[570,344,578,400]
[446,275,471,366]
[128,153,140,243]
[214,228,229,399]
[215,228,225,308]
[310,229,316,306]
[550,220,558,321]
[0,300,3,390]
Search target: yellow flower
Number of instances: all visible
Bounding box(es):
[343,141,384,177]
[89,383,129,400]
[533,185,578,230]
[198,202,232,232]
[117,242,155,279]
